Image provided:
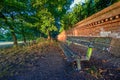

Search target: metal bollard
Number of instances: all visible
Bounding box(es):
[76,56,81,70]
[86,47,93,60]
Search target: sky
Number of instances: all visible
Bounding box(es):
[70,0,85,8]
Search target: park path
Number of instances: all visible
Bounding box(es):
[10,48,70,80]
[0,42,119,80]
[0,43,94,80]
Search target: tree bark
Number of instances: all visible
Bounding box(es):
[47,31,51,40]
[21,28,26,44]
[9,26,18,47]
[22,33,26,44]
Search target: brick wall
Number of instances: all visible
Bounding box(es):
[58,1,120,57]
[69,1,120,38]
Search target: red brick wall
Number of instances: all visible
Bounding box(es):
[73,18,120,38]
[57,2,120,57]
[57,31,66,42]
[58,2,120,41]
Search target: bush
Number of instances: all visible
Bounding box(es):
[36,37,46,43]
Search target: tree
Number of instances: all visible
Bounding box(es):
[33,9,57,39]
[0,0,27,46]
[60,12,78,32]
[32,0,73,38]
[0,0,35,46]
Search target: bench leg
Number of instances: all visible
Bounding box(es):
[76,58,81,70]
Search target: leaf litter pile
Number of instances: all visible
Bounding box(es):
[0,41,120,80]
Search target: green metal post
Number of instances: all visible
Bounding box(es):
[86,47,93,60]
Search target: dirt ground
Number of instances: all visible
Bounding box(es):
[0,42,119,80]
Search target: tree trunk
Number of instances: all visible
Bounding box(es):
[3,13,18,47]
[21,28,26,44]
[9,26,18,47]
[47,31,51,40]
[22,33,26,44]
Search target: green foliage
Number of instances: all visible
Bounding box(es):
[0,0,72,42]
[32,0,73,38]
[60,12,78,31]
[1,0,118,44]
[4,0,26,9]
[34,9,57,36]
[0,0,40,44]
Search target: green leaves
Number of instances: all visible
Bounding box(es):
[0,0,72,40]
[32,0,73,37]
[1,0,26,12]
[32,0,62,38]
[35,9,57,36]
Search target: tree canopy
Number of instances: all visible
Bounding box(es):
[0,0,119,46]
